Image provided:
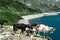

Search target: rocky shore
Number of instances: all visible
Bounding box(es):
[0,26,50,40]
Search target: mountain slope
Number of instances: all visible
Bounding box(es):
[0,0,41,25]
[0,0,60,25]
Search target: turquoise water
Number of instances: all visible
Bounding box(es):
[29,14,60,40]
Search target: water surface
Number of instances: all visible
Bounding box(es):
[29,14,60,40]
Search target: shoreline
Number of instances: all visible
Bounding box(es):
[18,12,60,24]
[22,12,60,20]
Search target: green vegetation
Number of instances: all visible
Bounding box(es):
[0,0,60,25]
[0,0,40,25]
[0,12,21,25]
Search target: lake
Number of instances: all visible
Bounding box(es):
[29,14,60,40]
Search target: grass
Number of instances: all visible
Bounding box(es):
[0,0,42,25]
[0,12,21,25]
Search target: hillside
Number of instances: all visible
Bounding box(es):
[0,0,40,25]
[17,0,60,12]
[0,0,60,25]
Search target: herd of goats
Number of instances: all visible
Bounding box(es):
[0,20,56,39]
